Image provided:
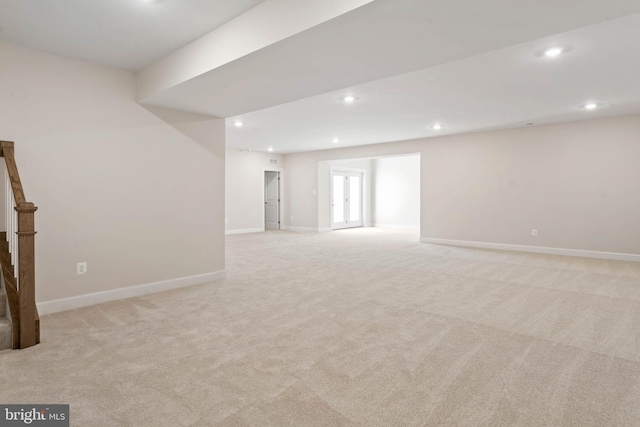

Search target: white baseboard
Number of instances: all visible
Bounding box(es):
[420,238,640,262]
[37,271,226,316]
[225,228,264,235]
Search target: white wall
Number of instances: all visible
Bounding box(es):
[284,115,640,257]
[225,149,284,233]
[373,155,420,228]
[0,42,226,305]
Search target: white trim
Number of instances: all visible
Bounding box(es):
[37,271,226,316]
[420,238,640,262]
[225,228,264,235]
[329,166,366,173]
[284,226,318,233]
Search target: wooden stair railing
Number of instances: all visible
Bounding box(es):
[0,232,21,347]
[0,141,39,349]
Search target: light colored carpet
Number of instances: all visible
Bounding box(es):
[1,228,640,426]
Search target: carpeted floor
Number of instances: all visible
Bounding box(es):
[1,228,640,426]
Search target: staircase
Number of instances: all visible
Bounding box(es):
[0,283,10,350]
[0,140,39,350]
[1,231,16,350]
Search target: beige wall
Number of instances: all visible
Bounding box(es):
[284,115,640,255]
[225,149,284,233]
[4,37,637,310]
[0,42,226,304]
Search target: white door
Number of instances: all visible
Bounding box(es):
[265,171,280,230]
[331,171,363,229]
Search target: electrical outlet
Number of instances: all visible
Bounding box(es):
[225,218,229,224]
[531,229,538,237]
[77,262,87,275]
[290,216,294,221]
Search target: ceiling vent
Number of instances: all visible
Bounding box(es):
[269,159,278,165]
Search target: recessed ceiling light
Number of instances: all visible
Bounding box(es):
[544,47,563,57]
[268,147,274,152]
[583,103,600,110]
[233,120,243,127]
[332,138,339,143]
[432,124,442,130]
[342,95,357,103]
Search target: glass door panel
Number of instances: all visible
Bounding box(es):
[331,171,363,230]
[332,175,345,224]
[349,176,361,222]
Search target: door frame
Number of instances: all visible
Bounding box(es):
[330,167,365,230]
[262,167,285,231]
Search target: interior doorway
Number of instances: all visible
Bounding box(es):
[264,171,280,230]
[331,170,363,229]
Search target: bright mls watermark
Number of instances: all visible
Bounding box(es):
[0,405,69,426]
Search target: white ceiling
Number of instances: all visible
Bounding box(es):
[226,14,640,153]
[2,0,640,153]
[144,0,640,118]
[0,0,265,71]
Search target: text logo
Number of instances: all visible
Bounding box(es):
[0,405,69,426]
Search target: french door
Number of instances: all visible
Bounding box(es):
[331,171,363,229]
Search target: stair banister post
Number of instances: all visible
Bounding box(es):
[16,201,38,348]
